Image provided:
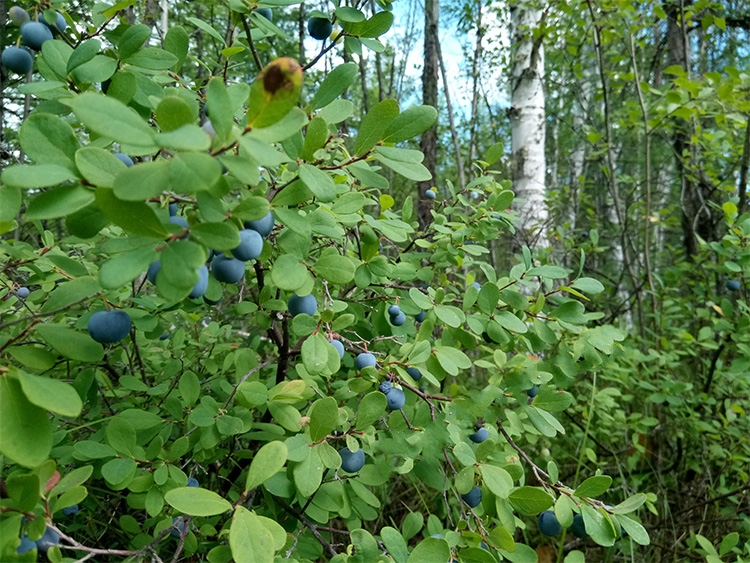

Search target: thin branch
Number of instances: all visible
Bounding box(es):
[275,497,338,557]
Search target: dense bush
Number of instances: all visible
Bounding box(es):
[5,1,747,563]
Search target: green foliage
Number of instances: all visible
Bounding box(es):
[0,3,662,563]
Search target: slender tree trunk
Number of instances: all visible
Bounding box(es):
[509,1,547,248]
[418,0,439,230]
[738,117,750,216]
[468,0,484,167]
[437,41,466,191]
[358,55,370,114]
[665,0,710,257]
[568,56,593,229]
[299,3,306,65]
[160,0,169,41]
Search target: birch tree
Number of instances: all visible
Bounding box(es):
[509,0,547,248]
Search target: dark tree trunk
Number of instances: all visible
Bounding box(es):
[418,0,439,230]
[666,0,715,256]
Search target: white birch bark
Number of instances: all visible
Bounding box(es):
[568,57,593,228]
[510,1,547,248]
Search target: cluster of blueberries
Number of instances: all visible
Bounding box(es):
[84,210,276,345]
[538,510,589,539]
[16,504,78,555]
[2,6,66,75]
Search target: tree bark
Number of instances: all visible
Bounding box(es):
[418,0,439,230]
[437,40,466,191]
[468,0,484,167]
[568,56,593,229]
[665,0,716,256]
[509,1,548,248]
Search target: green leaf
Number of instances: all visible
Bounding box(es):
[167,152,222,194]
[298,164,336,202]
[374,152,432,181]
[19,112,79,166]
[71,55,117,84]
[40,39,73,79]
[409,288,433,310]
[617,514,650,545]
[0,375,53,468]
[495,310,528,333]
[433,346,471,376]
[720,532,740,556]
[156,96,195,132]
[6,346,56,371]
[256,515,287,551]
[165,487,232,516]
[574,475,612,498]
[207,78,233,140]
[187,17,226,45]
[0,185,22,221]
[571,277,605,294]
[302,333,333,376]
[67,39,100,74]
[319,99,354,123]
[66,93,155,147]
[308,397,339,441]
[380,526,408,563]
[270,254,310,291]
[230,507,276,563]
[124,47,178,70]
[2,164,78,189]
[267,401,302,432]
[293,446,324,496]
[310,63,358,111]
[99,247,157,289]
[17,371,83,418]
[343,11,394,38]
[611,493,647,514]
[507,486,554,516]
[96,188,170,239]
[488,526,515,552]
[190,222,241,250]
[118,24,151,59]
[25,185,95,220]
[73,440,116,459]
[581,505,617,547]
[41,276,101,313]
[302,117,329,161]
[101,457,136,486]
[486,142,504,165]
[480,465,514,499]
[526,405,564,437]
[564,551,585,563]
[75,146,127,188]
[157,240,205,299]
[355,99,400,156]
[35,324,104,362]
[531,388,573,412]
[453,442,476,466]
[383,106,437,143]
[164,25,189,69]
[406,537,450,563]
[313,253,356,284]
[356,391,387,430]
[232,197,271,222]
[245,441,288,491]
[50,466,94,496]
[551,301,589,324]
[433,305,465,328]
